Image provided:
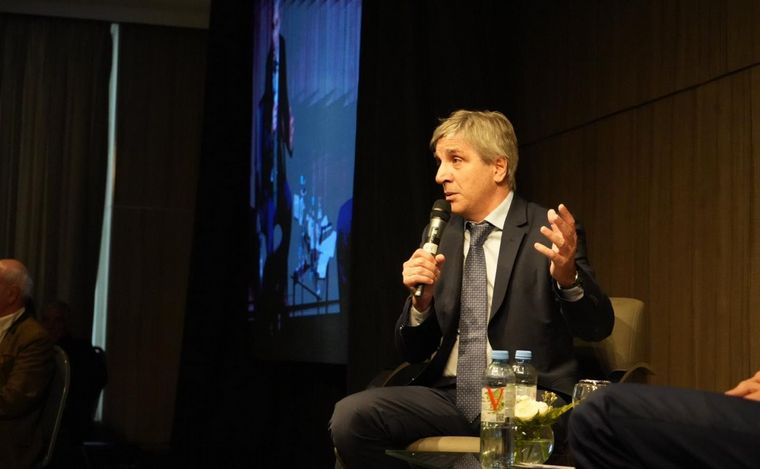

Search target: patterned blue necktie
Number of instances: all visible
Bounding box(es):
[456,221,494,421]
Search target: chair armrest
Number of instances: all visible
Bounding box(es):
[608,362,655,384]
[406,436,480,453]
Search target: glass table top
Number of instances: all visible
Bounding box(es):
[385,450,575,469]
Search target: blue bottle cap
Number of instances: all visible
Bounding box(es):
[492,350,509,361]
[515,350,532,360]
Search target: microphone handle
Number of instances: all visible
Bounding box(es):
[412,205,449,299]
[413,240,439,297]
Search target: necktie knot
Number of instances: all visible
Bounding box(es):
[468,222,494,248]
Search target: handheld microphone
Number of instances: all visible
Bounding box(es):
[414,199,451,297]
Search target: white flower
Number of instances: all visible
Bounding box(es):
[514,396,550,421]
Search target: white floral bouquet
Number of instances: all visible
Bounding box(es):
[514,391,573,433]
[512,391,573,463]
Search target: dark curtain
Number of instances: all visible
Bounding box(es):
[348,0,519,391]
[103,23,207,445]
[171,0,256,467]
[0,14,110,338]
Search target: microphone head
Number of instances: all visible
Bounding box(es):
[430,199,451,222]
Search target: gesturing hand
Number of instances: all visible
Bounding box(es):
[533,204,578,287]
[725,370,760,402]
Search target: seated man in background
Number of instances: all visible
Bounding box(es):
[0,258,54,468]
[569,371,760,468]
[41,300,108,460]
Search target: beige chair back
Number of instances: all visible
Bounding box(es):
[576,296,652,383]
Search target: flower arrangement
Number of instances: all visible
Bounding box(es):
[514,391,573,430]
[512,392,574,464]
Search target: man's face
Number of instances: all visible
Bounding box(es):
[434,134,507,221]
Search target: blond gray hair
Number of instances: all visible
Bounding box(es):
[430,110,519,189]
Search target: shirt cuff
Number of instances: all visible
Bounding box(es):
[557,282,584,302]
[409,305,431,326]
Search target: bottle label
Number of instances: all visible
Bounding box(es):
[481,385,515,422]
[515,383,537,402]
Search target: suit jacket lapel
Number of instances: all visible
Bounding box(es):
[490,195,528,321]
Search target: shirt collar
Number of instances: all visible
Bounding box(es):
[0,307,25,336]
[474,191,513,231]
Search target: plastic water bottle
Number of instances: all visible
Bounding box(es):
[513,350,538,402]
[480,350,516,468]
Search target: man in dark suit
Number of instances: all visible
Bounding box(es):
[569,372,760,468]
[330,110,614,468]
[0,259,54,469]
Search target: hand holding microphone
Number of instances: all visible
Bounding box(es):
[414,199,451,297]
[402,199,452,304]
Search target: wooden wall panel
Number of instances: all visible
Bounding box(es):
[643,97,675,385]
[513,0,760,144]
[513,1,760,392]
[519,61,760,392]
[513,0,760,393]
[750,68,760,379]
[725,0,760,72]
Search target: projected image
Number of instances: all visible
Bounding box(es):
[250,0,361,362]
[292,177,337,303]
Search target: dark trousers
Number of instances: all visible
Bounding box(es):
[330,385,475,469]
[330,384,571,469]
[569,383,760,469]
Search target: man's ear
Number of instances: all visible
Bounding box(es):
[493,156,508,183]
[8,285,21,306]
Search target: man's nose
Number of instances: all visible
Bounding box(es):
[435,163,449,184]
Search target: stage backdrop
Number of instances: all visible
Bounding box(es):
[249,0,362,364]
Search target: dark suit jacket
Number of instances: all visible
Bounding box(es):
[0,312,54,469]
[395,195,614,398]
